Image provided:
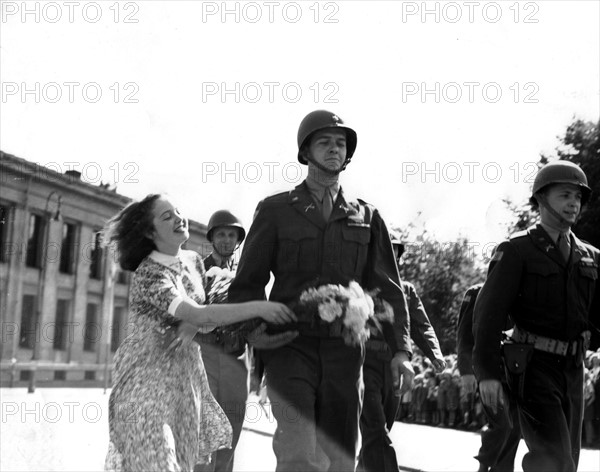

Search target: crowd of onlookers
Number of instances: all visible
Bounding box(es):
[396,351,600,449]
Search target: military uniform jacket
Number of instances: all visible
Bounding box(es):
[456,284,482,376]
[473,224,600,381]
[228,181,412,354]
[402,281,443,363]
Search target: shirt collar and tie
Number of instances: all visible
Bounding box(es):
[540,223,572,262]
[305,179,340,221]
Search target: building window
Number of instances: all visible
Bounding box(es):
[116,270,130,285]
[19,295,37,349]
[84,370,96,380]
[59,222,77,274]
[89,231,104,280]
[0,204,11,263]
[26,214,45,268]
[83,303,100,352]
[111,306,126,352]
[53,299,70,351]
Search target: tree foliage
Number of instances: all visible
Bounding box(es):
[394,225,484,354]
[504,118,599,246]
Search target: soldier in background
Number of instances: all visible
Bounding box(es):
[473,161,600,472]
[358,239,445,472]
[195,210,247,472]
[457,283,521,472]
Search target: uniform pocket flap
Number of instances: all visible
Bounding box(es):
[527,262,558,277]
[579,264,598,280]
[279,226,318,241]
[342,224,371,244]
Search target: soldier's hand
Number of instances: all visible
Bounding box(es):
[391,351,415,396]
[461,374,477,395]
[247,323,299,350]
[167,321,198,351]
[432,358,446,372]
[478,379,505,415]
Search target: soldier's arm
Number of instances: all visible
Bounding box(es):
[588,249,600,351]
[406,283,444,364]
[228,200,275,304]
[366,209,411,355]
[473,241,522,382]
[456,287,477,376]
[365,210,414,393]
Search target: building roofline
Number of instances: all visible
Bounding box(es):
[0,150,208,232]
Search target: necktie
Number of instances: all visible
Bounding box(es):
[322,188,333,221]
[557,233,570,262]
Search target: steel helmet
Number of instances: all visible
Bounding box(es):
[531,160,591,205]
[297,110,357,165]
[206,210,246,243]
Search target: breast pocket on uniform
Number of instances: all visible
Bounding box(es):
[524,262,560,305]
[341,223,371,277]
[277,225,319,272]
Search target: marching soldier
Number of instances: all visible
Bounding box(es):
[359,239,444,472]
[194,210,247,472]
[473,160,600,472]
[229,110,414,472]
[457,283,521,472]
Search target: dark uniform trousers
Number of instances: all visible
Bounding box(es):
[458,285,521,472]
[198,342,248,472]
[228,182,412,472]
[473,225,600,472]
[359,280,445,472]
[357,347,398,472]
[512,351,584,472]
[477,396,521,472]
[195,254,248,472]
[260,336,364,472]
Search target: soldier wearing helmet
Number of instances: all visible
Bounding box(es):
[194,210,247,472]
[473,160,600,472]
[229,110,414,472]
[204,210,246,271]
[359,235,444,472]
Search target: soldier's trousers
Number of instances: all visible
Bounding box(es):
[260,336,364,472]
[357,352,399,472]
[198,342,248,472]
[511,350,584,472]
[476,393,521,472]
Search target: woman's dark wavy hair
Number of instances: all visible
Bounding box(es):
[103,194,162,271]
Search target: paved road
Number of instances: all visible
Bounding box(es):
[1,389,599,471]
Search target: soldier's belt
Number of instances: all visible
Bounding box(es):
[195,330,224,344]
[365,339,390,352]
[511,326,590,357]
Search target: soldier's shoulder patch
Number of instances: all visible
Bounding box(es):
[491,250,504,262]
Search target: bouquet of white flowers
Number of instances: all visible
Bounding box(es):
[297,281,394,347]
[205,266,235,305]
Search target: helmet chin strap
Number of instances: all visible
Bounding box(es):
[536,193,579,228]
[304,154,347,176]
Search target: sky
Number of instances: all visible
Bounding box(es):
[2,0,599,261]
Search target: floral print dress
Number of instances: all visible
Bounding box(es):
[104,250,232,472]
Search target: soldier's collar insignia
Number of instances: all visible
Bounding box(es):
[338,203,351,213]
[304,203,315,212]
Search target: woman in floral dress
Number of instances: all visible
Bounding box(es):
[103,194,295,472]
